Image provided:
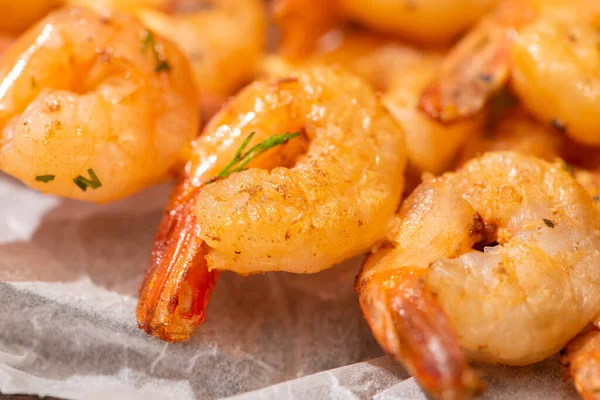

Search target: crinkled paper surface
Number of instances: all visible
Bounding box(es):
[0,174,580,399]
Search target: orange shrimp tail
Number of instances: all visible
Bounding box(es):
[137,186,218,342]
[357,269,483,400]
[563,327,600,400]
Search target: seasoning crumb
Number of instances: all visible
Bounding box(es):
[551,118,566,133]
[543,218,556,228]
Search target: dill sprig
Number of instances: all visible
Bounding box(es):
[206,131,300,184]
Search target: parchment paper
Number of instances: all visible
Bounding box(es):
[0,173,581,399]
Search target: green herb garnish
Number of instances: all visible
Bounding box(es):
[206,131,300,184]
[35,175,55,183]
[142,30,171,73]
[73,169,102,191]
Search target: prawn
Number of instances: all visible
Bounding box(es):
[136,66,407,342]
[337,0,502,45]
[0,7,199,203]
[456,106,566,166]
[264,29,482,181]
[420,0,600,145]
[77,0,267,117]
[357,151,600,399]
[273,0,501,55]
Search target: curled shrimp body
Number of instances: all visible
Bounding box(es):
[264,29,481,178]
[0,7,198,203]
[137,66,407,341]
[357,152,600,399]
[420,0,600,145]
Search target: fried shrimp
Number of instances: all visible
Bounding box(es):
[273,0,501,54]
[0,7,198,203]
[357,152,600,399]
[134,0,267,117]
[456,107,566,166]
[337,0,501,45]
[264,29,481,180]
[420,0,600,145]
[136,66,407,342]
[564,327,600,400]
[0,0,64,34]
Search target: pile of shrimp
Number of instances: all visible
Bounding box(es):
[2,0,600,398]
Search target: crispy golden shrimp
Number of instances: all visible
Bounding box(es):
[136,66,407,342]
[420,0,600,145]
[457,107,566,166]
[0,7,198,203]
[563,327,600,400]
[383,59,482,178]
[357,152,600,399]
[0,0,64,34]
[135,0,266,117]
[274,0,501,53]
[264,29,481,180]
[273,0,342,59]
[264,29,425,93]
[72,0,267,117]
[337,0,502,45]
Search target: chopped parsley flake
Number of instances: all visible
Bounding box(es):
[35,175,55,183]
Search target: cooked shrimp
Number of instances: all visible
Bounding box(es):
[0,7,198,203]
[456,107,566,166]
[337,0,502,45]
[383,59,482,178]
[137,66,407,341]
[264,29,481,179]
[563,327,600,400]
[357,152,600,399]
[273,0,342,59]
[0,0,64,34]
[420,0,600,145]
[264,29,425,93]
[134,0,267,117]
[273,0,501,53]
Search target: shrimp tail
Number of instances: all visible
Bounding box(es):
[418,1,536,123]
[357,269,483,400]
[418,27,512,123]
[562,327,600,400]
[137,185,218,342]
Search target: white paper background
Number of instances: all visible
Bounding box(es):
[0,174,581,399]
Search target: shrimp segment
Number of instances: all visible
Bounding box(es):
[563,327,600,400]
[358,152,600,399]
[135,0,267,117]
[420,0,600,145]
[337,0,501,45]
[137,66,407,341]
[0,0,64,34]
[0,7,198,202]
[264,29,482,179]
